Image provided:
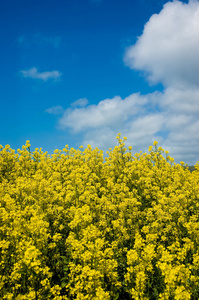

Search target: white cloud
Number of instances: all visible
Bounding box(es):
[71,98,89,107]
[21,67,62,81]
[50,0,199,165]
[76,112,166,153]
[82,127,116,150]
[127,113,165,141]
[124,0,199,88]
[59,93,148,132]
[56,87,199,164]
[45,106,64,115]
[160,87,199,115]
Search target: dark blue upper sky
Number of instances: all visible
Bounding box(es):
[1,0,198,165]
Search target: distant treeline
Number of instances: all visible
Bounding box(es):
[188,166,196,172]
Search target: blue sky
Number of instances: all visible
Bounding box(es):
[1,0,199,165]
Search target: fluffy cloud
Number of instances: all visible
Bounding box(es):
[124,0,199,88]
[152,88,199,164]
[21,67,62,81]
[159,87,199,115]
[76,112,166,153]
[59,94,148,132]
[53,0,199,165]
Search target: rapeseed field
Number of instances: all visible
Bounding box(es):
[0,134,199,299]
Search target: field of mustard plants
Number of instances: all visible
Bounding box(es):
[0,134,199,300]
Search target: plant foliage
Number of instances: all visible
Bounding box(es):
[0,135,199,299]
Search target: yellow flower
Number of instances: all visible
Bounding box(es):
[153,141,158,146]
[0,138,198,299]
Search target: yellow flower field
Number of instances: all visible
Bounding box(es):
[0,135,199,299]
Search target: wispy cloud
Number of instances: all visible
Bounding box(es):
[45,105,64,115]
[71,98,89,107]
[21,67,62,81]
[17,33,61,49]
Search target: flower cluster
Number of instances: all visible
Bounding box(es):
[0,136,199,299]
